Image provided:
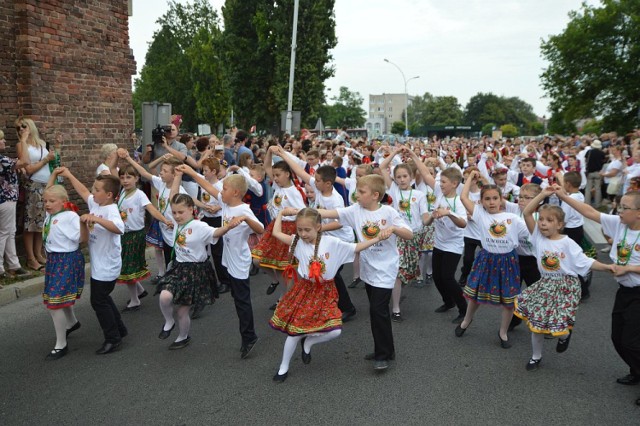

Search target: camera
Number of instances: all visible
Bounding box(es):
[152,125,172,144]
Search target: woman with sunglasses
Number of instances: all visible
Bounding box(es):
[15,118,61,272]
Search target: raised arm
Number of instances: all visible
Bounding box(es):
[522,187,553,233]
[46,168,61,189]
[233,166,263,196]
[460,170,478,215]
[554,184,602,223]
[264,146,274,180]
[163,141,197,168]
[176,164,220,200]
[379,147,400,189]
[118,148,154,181]
[405,148,435,189]
[276,146,312,185]
[272,209,296,246]
[169,169,183,200]
[57,167,90,203]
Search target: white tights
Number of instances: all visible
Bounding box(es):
[419,252,433,277]
[126,282,146,307]
[49,307,78,349]
[155,249,166,277]
[531,331,568,360]
[277,329,342,375]
[159,290,191,342]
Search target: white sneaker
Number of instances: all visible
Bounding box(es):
[600,245,611,253]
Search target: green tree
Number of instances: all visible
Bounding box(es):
[580,119,603,135]
[391,121,406,135]
[482,123,496,136]
[547,108,577,135]
[540,0,640,132]
[500,124,519,138]
[132,0,223,130]
[407,92,463,135]
[463,92,538,132]
[320,86,366,128]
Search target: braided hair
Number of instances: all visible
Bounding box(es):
[287,208,323,268]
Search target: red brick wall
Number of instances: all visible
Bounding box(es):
[1,0,136,207]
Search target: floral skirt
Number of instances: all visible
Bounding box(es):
[514,274,581,336]
[145,219,163,249]
[270,277,342,335]
[251,220,297,270]
[463,249,521,307]
[24,180,46,232]
[43,250,85,309]
[418,224,434,251]
[397,230,421,285]
[155,261,217,306]
[118,229,150,284]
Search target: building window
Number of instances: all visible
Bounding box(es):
[374,123,380,130]
[388,107,393,112]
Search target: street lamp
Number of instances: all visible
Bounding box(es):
[384,58,419,136]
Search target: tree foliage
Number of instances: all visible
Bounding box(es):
[500,124,519,138]
[407,93,464,135]
[540,0,640,133]
[463,92,539,134]
[391,121,406,135]
[319,86,366,129]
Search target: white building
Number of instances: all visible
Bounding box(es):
[365,93,413,138]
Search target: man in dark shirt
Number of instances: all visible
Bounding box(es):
[585,139,605,206]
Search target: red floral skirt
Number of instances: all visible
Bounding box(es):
[251,220,297,270]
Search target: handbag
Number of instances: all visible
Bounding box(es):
[607,175,622,195]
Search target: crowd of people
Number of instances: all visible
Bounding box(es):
[5,116,640,404]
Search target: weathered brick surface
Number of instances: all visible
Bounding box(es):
[1,0,136,213]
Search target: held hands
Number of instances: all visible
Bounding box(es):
[432,207,451,220]
[280,207,299,217]
[378,227,394,240]
[54,166,71,178]
[117,148,131,159]
[612,264,629,277]
[227,216,245,228]
[175,164,195,176]
[80,213,99,226]
[228,165,240,173]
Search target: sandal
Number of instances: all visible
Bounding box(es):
[27,259,44,272]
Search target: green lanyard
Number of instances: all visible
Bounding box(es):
[43,210,64,246]
[616,226,640,265]
[117,189,135,210]
[444,195,457,213]
[399,189,413,222]
[159,188,169,214]
[171,219,194,261]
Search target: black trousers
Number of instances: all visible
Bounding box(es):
[228,275,257,346]
[563,226,590,296]
[201,216,231,285]
[365,283,394,361]
[432,248,467,314]
[460,237,482,281]
[611,286,640,376]
[162,241,174,268]
[518,255,541,287]
[90,278,126,344]
[335,265,355,313]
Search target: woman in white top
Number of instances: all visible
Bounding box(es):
[601,145,624,199]
[96,143,117,176]
[15,117,59,272]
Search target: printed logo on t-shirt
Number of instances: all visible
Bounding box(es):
[350,191,358,203]
[617,242,633,264]
[361,220,381,240]
[399,199,411,212]
[158,197,167,212]
[541,250,563,271]
[274,194,282,207]
[427,193,436,204]
[120,210,128,222]
[176,228,191,247]
[489,219,510,238]
[202,193,211,203]
[53,219,58,225]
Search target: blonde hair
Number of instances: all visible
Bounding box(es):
[538,204,565,229]
[100,143,118,162]
[357,174,386,201]
[0,130,4,139]
[15,118,45,147]
[224,174,249,197]
[44,184,69,201]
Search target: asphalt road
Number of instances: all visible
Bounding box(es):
[1,262,639,425]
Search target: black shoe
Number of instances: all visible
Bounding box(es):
[119,327,128,338]
[341,308,356,322]
[273,371,288,383]
[121,305,140,313]
[158,323,175,340]
[498,332,511,349]
[458,276,467,287]
[217,283,230,294]
[435,303,455,313]
[451,313,465,324]
[269,302,278,311]
[241,338,258,359]
[45,346,68,360]
[580,292,591,302]
[556,330,572,353]
[348,277,362,288]
[508,316,522,332]
[191,304,205,319]
[364,352,395,361]
[95,341,121,355]
[301,337,311,364]
[391,312,403,322]
[373,360,389,370]
[616,374,640,385]
[266,282,279,295]
[455,321,471,337]
[250,264,260,276]
[169,336,191,350]
[66,321,81,337]
[148,275,161,285]
[526,358,542,371]
[126,290,148,305]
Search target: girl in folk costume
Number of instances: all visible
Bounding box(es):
[41,179,87,360]
[412,158,438,285]
[116,165,172,311]
[515,187,613,370]
[270,208,389,382]
[379,146,430,321]
[455,171,530,349]
[251,146,306,304]
[155,193,234,349]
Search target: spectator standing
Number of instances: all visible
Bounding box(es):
[585,139,605,206]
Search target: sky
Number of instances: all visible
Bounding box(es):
[129,0,600,118]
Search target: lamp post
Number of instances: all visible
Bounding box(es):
[384,58,419,136]
[285,0,300,134]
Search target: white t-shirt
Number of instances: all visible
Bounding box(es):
[292,235,356,280]
[96,163,110,176]
[432,184,467,254]
[472,207,528,254]
[604,159,623,184]
[200,179,223,218]
[310,177,353,242]
[562,192,585,229]
[337,204,411,289]
[117,189,151,232]
[87,196,125,281]
[601,213,640,288]
[44,210,80,253]
[388,182,427,232]
[464,191,481,240]
[344,176,358,206]
[27,144,51,184]
[531,227,594,277]
[267,182,306,222]
[172,219,218,263]
[504,201,537,257]
[220,197,264,279]
[151,175,187,246]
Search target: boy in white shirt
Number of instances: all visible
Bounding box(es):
[59,168,126,355]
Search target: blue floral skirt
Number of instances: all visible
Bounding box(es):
[463,249,520,307]
[43,250,85,309]
[145,219,163,249]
